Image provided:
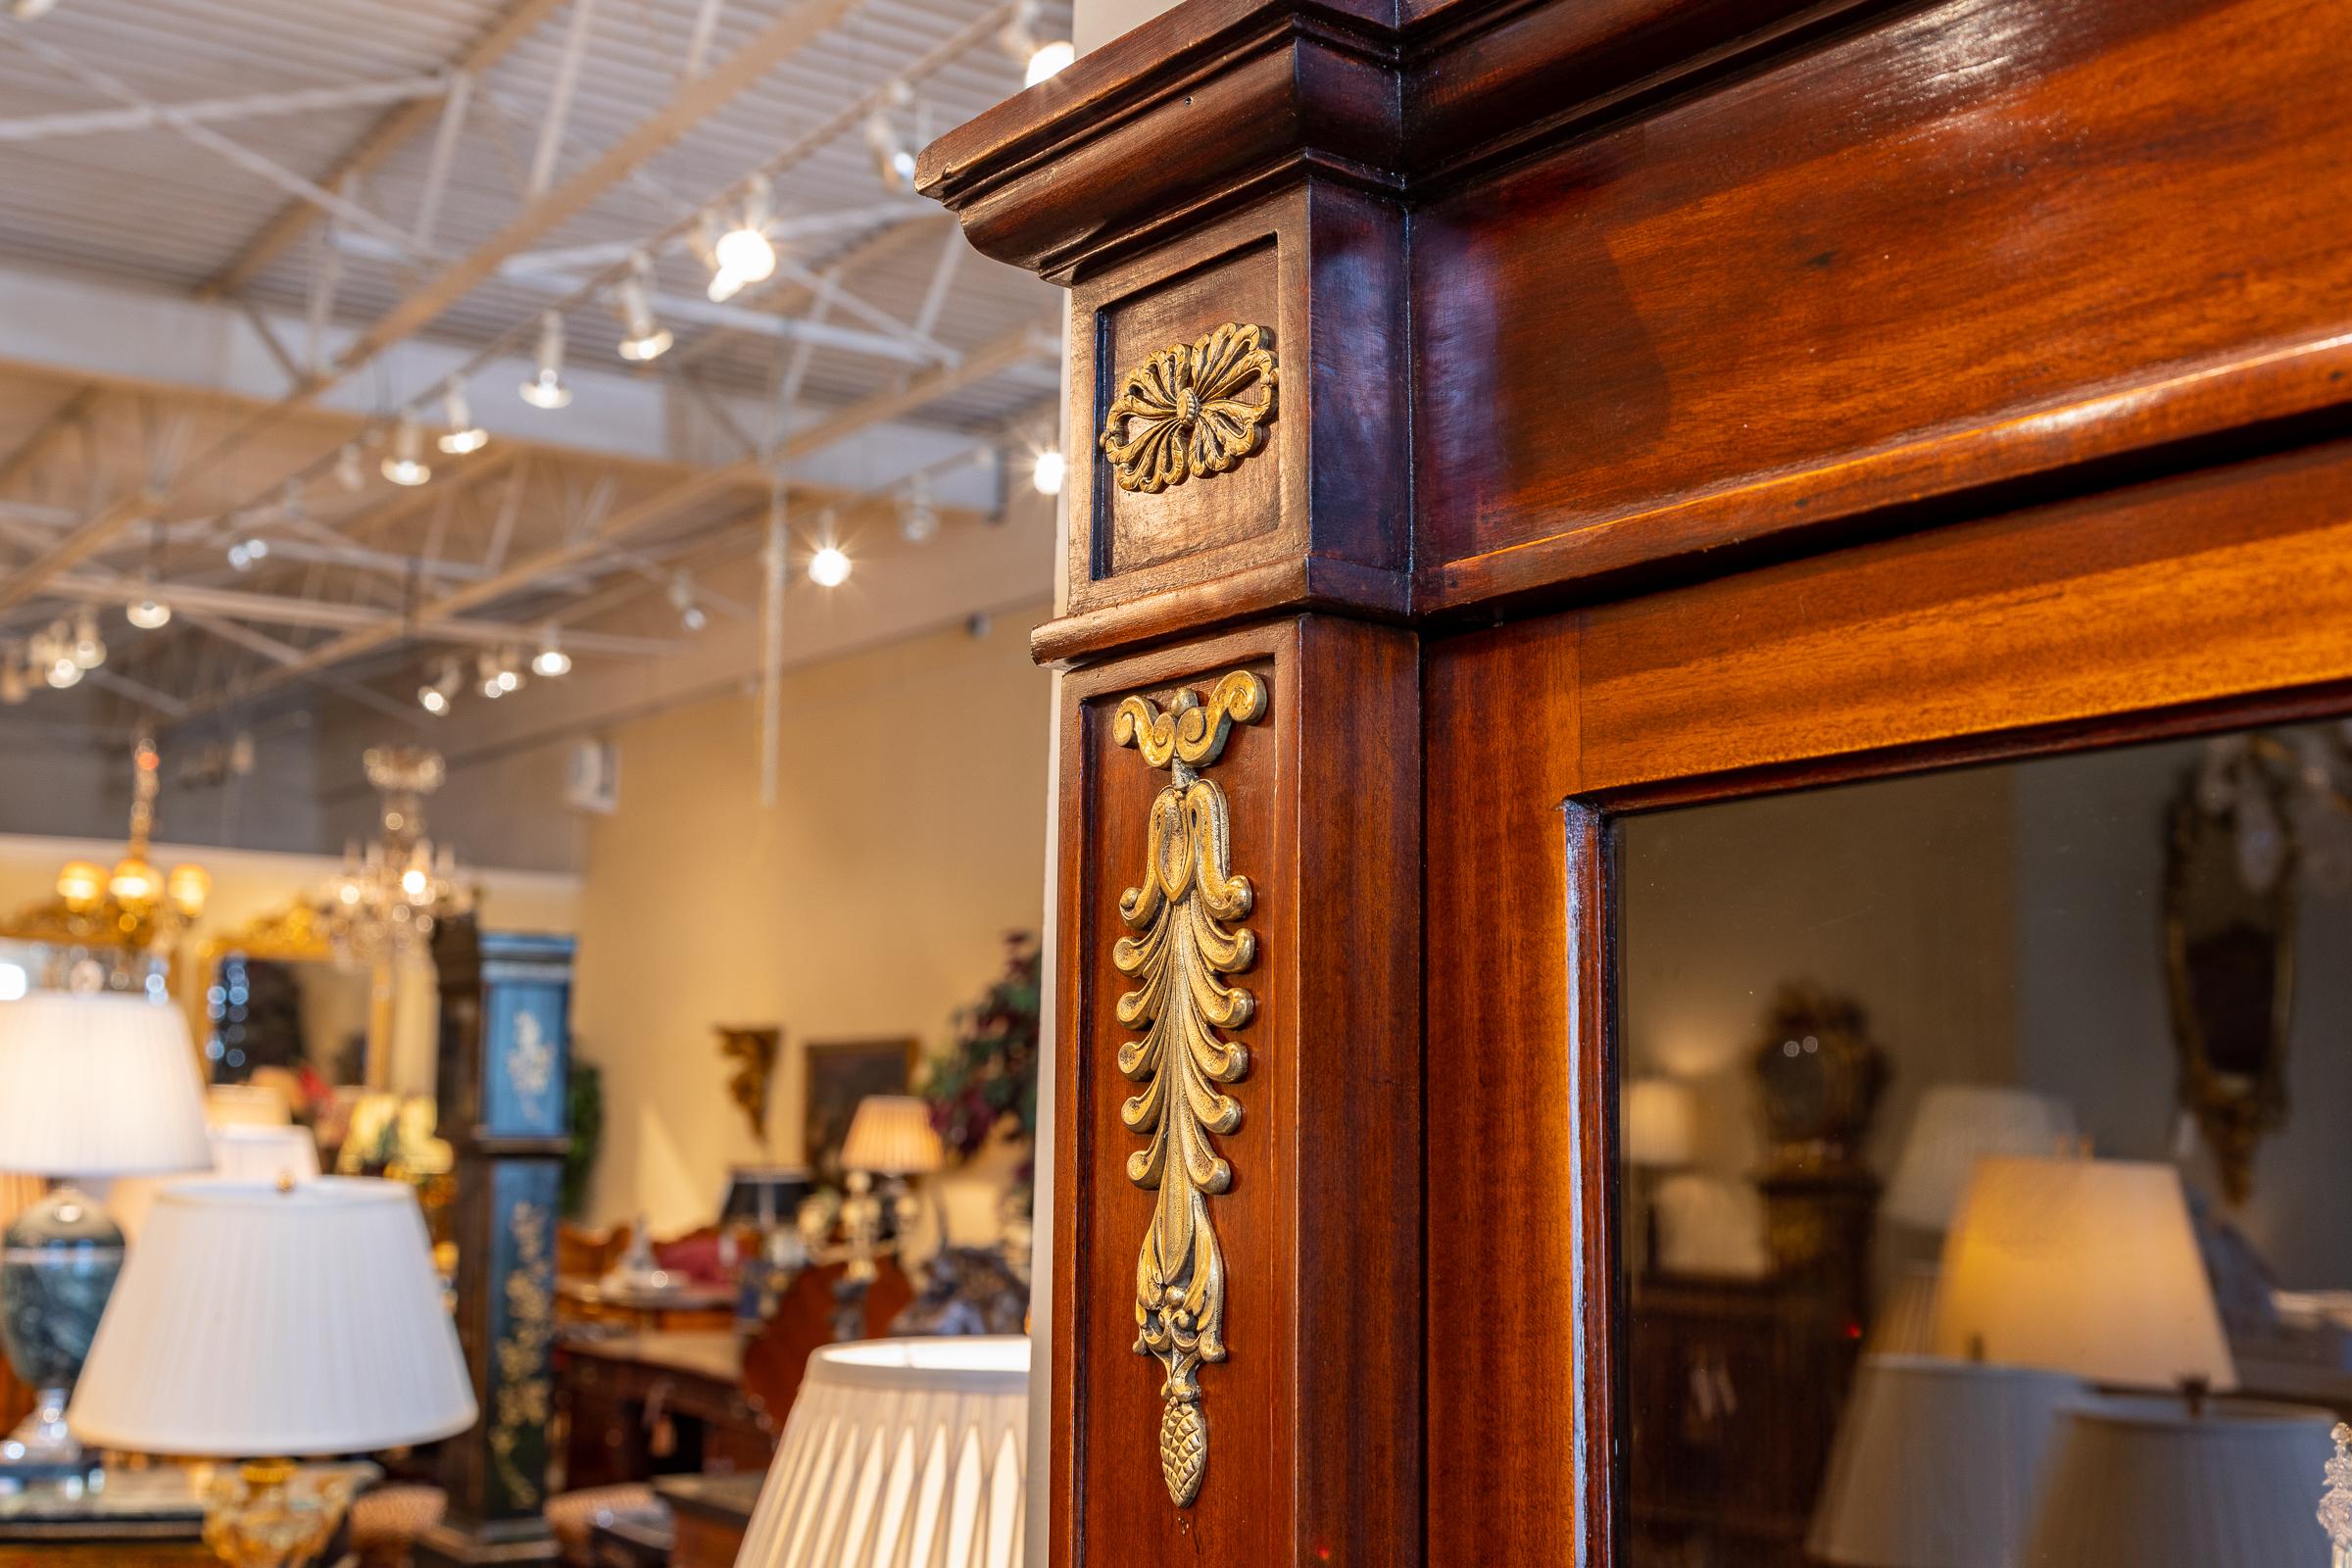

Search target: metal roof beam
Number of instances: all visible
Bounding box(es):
[0,73,450,142]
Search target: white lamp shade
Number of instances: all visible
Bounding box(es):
[1808,1354,2083,1567]
[1883,1086,2077,1231]
[0,993,213,1178]
[841,1096,946,1176]
[103,1127,320,1241]
[1933,1157,2234,1392]
[68,1178,475,1456]
[206,1083,293,1127]
[736,1336,1028,1568]
[2021,1396,2334,1567]
[1623,1077,1698,1168]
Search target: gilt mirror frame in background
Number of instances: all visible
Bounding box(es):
[187,899,405,1093]
[2162,772,2296,1206]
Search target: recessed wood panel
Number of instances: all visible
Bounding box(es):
[1094,240,1284,580]
[1415,0,2352,598]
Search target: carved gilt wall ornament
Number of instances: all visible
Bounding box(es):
[1099,322,1279,494]
[1109,669,1267,1508]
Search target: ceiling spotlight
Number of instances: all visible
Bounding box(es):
[477,650,508,700]
[334,443,367,492]
[708,177,776,301]
[864,105,916,192]
[531,623,571,677]
[419,655,464,714]
[10,0,62,19]
[381,414,432,486]
[1030,445,1067,496]
[226,535,270,571]
[667,571,707,632]
[438,383,488,455]
[417,682,450,716]
[519,311,573,409]
[125,587,171,631]
[44,657,81,690]
[898,474,939,544]
[1001,1,1074,86]
[70,608,106,671]
[615,255,673,363]
[495,646,523,694]
[808,543,852,588]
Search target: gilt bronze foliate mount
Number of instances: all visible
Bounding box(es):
[1109,669,1267,1508]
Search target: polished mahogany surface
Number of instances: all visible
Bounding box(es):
[919,0,2352,1562]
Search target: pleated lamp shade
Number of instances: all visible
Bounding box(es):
[68,1178,475,1456]
[2021,1396,2334,1566]
[1883,1086,2077,1232]
[736,1336,1029,1568]
[1808,1354,2083,1566]
[0,993,212,1179]
[1933,1156,2234,1392]
[841,1096,946,1176]
[106,1126,322,1241]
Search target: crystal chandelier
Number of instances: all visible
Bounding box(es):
[49,734,209,953]
[324,747,469,969]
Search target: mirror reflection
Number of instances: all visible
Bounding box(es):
[1618,717,2352,1568]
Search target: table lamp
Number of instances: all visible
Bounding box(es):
[110,1124,323,1241]
[734,1335,1028,1568]
[1624,1076,1697,1277]
[1808,1353,2083,1566]
[1882,1085,2077,1232]
[0,991,212,1466]
[842,1094,947,1262]
[1932,1155,2234,1396]
[68,1178,476,1568]
[2022,1395,2333,1566]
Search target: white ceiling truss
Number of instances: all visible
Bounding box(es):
[0,0,1069,740]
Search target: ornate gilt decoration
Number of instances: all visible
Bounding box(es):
[715,1025,781,1146]
[488,1200,556,1508]
[1109,669,1267,1507]
[1099,322,1278,494]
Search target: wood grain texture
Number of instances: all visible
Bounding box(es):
[1051,616,1419,1567]
[1571,437,2352,797]
[1424,619,1611,1568]
[1415,0,2352,605]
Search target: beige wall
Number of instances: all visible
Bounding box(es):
[570,605,1052,1234]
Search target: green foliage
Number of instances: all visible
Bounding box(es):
[563,1060,603,1220]
[923,932,1042,1168]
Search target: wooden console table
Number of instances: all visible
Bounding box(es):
[559,1332,773,1493]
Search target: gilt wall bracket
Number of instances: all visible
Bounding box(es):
[1109,668,1267,1507]
[1099,322,1278,494]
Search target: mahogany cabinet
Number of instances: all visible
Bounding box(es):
[919,0,2352,1560]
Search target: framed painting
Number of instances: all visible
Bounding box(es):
[802,1037,916,1188]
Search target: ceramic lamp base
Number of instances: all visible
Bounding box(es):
[0,1184,122,1470]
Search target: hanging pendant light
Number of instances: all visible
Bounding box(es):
[438,383,488,455]
[531,623,571,677]
[380,414,431,486]
[708,176,776,301]
[519,311,573,409]
[615,254,673,362]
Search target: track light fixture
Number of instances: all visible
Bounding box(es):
[707,177,776,302]
[225,535,270,571]
[531,623,571,677]
[125,587,171,631]
[417,655,464,715]
[898,474,939,543]
[1001,0,1074,86]
[667,571,708,631]
[808,544,852,588]
[1030,445,1067,496]
[439,383,488,455]
[615,254,673,362]
[10,0,61,21]
[381,414,432,486]
[519,311,573,409]
[865,95,916,192]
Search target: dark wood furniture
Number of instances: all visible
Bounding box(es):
[559,1333,773,1494]
[659,1472,761,1568]
[916,0,2352,1561]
